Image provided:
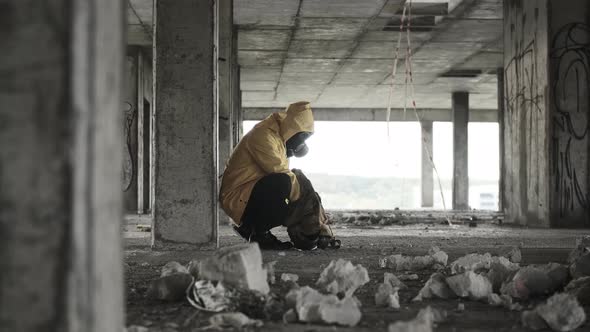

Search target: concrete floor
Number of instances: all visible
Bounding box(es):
[125,224,590,331]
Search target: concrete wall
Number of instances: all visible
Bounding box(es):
[503,0,550,226]
[548,0,590,227]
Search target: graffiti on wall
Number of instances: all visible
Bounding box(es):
[122,101,136,192]
[505,39,543,115]
[550,23,590,219]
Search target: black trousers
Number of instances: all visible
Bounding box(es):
[241,173,292,234]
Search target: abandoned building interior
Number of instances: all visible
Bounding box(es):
[4,0,590,331]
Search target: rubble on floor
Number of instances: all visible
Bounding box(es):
[503,247,522,264]
[399,273,420,281]
[375,282,400,309]
[316,259,369,297]
[265,261,277,285]
[187,280,230,312]
[126,326,149,332]
[446,271,493,301]
[387,306,447,332]
[160,261,189,277]
[413,273,455,301]
[147,263,194,301]
[500,263,569,300]
[199,243,270,294]
[485,256,520,292]
[565,276,590,305]
[384,272,408,290]
[523,293,586,331]
[281,273,299,283]
[208,312,263,329]
[379,247,448,271]
[285,286,362,327]
[448,253,493,275]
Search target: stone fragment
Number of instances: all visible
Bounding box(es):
[568,236,590,264]
[486,256,520,293]
[504,247,522,263]
[413,273,455,301]
[146,273,193,301]
[448,253,493,275]
[286,286,362,327]
[565,276,590,305]
[536,293,586,332]
[375,282,400,309]
[187,259,199,278]
[126,326,149,332]
[487,293,503,306]
[387,306,445,332]
[399,274,420,281]
[281,273,300,283]
[282,309,298,323]
[161,261,189,277]
[209,312,263,329]
[570,252,590,278]
[380,247,448,272]
[446,271,492,301]
[316,259,369,297]
[521,310,549,331]
[501,263,569,300]
[199,243,269,294]
[384,272,408,290]
[457,302,465,312]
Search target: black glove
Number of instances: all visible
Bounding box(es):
[288,229,319,250]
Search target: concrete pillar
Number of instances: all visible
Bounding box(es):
[452,92,469,210]
[497,68,505,212]
[153,0,219,248]
[1,1,124,331]
[219,0,233,171]
[231,28,242,146]
[421,121,434,207]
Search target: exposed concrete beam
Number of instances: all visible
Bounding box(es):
[243,107,498,122]
[127,24,152,45]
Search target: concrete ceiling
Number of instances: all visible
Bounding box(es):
[127,0,503,110]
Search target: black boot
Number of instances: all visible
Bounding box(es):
[250,231,293,250]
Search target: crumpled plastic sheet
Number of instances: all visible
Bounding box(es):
[187,280,231,312]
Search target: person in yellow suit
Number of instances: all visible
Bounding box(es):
[219,101,317,250]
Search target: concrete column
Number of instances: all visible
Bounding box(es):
[153,0,219,248]
[421,121,434,207]
[231,28,241,146]
[497,68,505,212]
[452,92,469,210]
[219,0,233,171]
[1,1,124,331]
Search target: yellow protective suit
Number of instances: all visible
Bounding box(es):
[219,101,314,225]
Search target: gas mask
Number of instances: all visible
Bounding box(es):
[286,132,312,158]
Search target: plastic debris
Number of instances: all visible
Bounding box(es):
[380,247,448,271]
[286,286,362,327]
[565,276,590,305]
[161,261,189,277]
[384,272,408,290]
[281,273,300,283]
[448,253,493,275]
[446,271,492,301]
[199,243,270,294]
[535,293,586,332]
[387,306,446,332]
[316,259,369,297]
[501,263,569,300]
[208,312,263,329]
[413,273,455,301]
[187,280,231,312]
[147,273,193,301]
[375,282,400,309]
[265,261,277,285]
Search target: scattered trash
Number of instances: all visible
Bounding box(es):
[147,273,194,301]
[399,274,420,281]
[208,312,263,329]
[161,261,189,277]
[457,302,465,312]
[446,271,492,301]
[501,263,569,300]
[533,293,586,332]
[199,243,270,294]
[375,282,400,309]
[448,253,492,275]
[388,306,446,332]
[316,259,369,297]
[380,247,448,271]
[384,272,408,290]
[413,273,455,301]
[286,286,362,327]
[565,276,590,305]
[281,273,299,283]
[187,280,230,312]
[265,261,277,285]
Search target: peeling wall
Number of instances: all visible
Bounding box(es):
[503,0,550,226]
[548,0,590,227]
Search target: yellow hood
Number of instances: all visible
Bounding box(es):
[274,101,314,142]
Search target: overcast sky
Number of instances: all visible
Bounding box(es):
[243,120,499,181]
